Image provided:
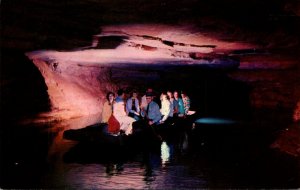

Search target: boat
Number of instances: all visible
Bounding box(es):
[63,115,195,146]
[63,122,164,150]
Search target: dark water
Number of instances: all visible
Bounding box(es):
[0,113,299,189]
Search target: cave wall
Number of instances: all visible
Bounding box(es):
[229,54,300,122]
[30,58,117,120]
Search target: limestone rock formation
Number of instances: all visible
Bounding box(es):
[26,24,252,120]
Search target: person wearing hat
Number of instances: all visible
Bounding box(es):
[141,88,153,112]
[144,92,161,126]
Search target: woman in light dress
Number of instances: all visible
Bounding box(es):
[113,89,136,135]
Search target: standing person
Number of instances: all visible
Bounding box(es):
[126,90,140,120]
[113,89,136,135]
[101,92,115,123]
[160,92,173,124]
[181,91,191,115]
[174,90,185,117]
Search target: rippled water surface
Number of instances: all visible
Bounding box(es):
[1,114,299,189]
[53,162,205,189]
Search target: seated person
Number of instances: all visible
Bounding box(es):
[160,92,173,124]
[101,92,115,123]
[181,91,191,115]
[113,89,136,135]
[132,92,162,141]
[145,92,162,126]
[167,90,176,114]
[141,88,153,116]
[174,90,185,117]
[126,90,140,120]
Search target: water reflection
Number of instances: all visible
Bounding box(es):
[161,141,170,166]
[105,163,124,176]
[52,114,206,189]
[195,117,237,125]
[4,113,298,189]
[161,141,176,168]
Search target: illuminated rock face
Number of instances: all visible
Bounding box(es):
[26,24,251,120]
[26,24,300,123]
[27,52,239,120]
[28,57,112,120]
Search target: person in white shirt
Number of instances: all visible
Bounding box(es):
[160,92,173,124]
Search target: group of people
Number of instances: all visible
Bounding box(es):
[101,88,191,136]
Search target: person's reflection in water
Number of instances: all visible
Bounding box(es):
[161,141,170,167]
[142,140,176,183]
[161,141,175,167]
[144,163,155,184]
[105,162,124,176]
[142,150,160,183]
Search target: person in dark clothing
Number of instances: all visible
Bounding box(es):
[126,90,140,120]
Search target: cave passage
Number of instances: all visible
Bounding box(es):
[121,67,252,121]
